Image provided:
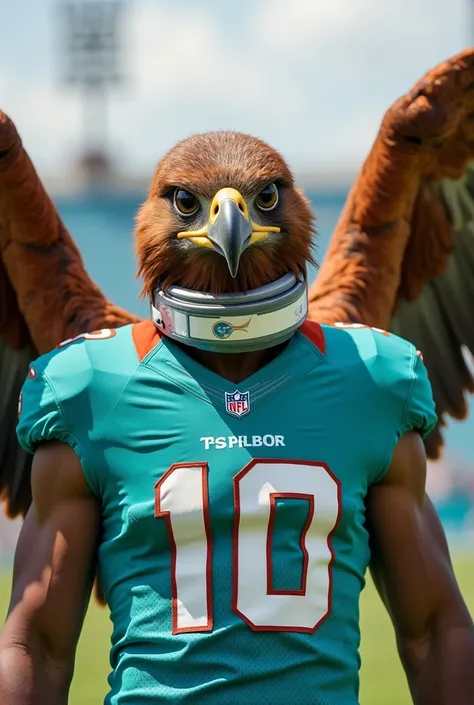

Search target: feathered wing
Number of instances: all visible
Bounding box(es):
[0,256,35,518]
[308,47,474,459]
[0,110,139,519]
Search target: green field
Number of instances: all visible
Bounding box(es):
[1,553,473,704]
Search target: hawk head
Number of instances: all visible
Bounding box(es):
[135,131,315,296]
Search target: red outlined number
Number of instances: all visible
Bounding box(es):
[155,463,213,634]
[155,459,341,634]
[233,459,341,633]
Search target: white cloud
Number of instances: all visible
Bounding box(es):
[2,81,81,175]
[256,0,375,53]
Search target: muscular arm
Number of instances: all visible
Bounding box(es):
[367,431,474,705]
[0,441,100,705]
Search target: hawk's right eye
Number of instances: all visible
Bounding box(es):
[173,189,200,216]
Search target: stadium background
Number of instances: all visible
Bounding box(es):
[1,1,474,703]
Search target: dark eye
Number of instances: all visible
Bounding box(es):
[174,188,200,216]
[255,182,279,211]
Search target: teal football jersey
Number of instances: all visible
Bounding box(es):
[17,320,437,705]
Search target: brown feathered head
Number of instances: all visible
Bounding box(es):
[135,131,315,296]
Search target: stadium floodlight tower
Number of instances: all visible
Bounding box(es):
[57,0,127,188]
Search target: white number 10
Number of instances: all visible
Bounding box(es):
[155,459,341,635]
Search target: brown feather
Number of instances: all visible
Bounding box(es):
[397,181,454,301]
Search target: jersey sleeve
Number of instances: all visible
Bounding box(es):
[17,364,69,453]
[402,352,437,439]
[376,347,438,482]
[16,361,100,497]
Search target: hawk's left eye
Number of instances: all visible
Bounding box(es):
[174,188,200,216]
[255,183,279,211]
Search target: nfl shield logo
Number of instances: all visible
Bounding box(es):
[225,390,250,418]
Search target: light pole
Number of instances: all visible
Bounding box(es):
[57,0,127,186]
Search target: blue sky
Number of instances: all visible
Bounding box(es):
[1,0,471,179]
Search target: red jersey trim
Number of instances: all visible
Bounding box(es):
[132,320,161,362]
[299,319,326,355]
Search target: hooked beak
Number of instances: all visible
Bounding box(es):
[207,190,252,277]
[177,187,280,278]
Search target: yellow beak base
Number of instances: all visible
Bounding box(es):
[176,188,281,274]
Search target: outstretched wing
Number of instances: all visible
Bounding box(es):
[308,48,474,458]
[0,110,140,519]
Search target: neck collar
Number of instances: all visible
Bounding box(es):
[151,272,308,353]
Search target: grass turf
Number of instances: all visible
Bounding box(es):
[1,552,473,704]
